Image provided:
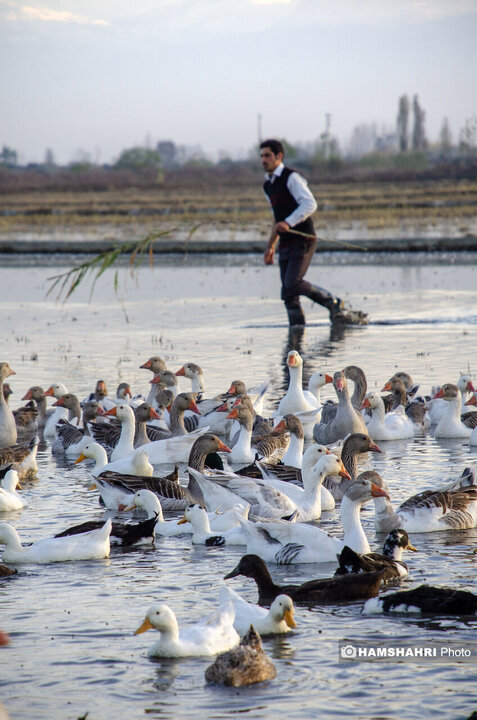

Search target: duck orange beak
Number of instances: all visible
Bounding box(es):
[134,617,154,635]
[75,453,87,464]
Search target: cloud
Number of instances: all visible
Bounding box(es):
[2,1,109,26]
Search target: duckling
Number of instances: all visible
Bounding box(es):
[205,626,276,687]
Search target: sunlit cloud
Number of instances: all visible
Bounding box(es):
[2,1,109,25]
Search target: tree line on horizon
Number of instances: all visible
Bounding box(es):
[1,95,476,187]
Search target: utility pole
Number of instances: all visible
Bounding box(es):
[324,113,331,160]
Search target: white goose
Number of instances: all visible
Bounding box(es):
[0,362,17,448]
[0,469,27,511]
[175,362,205,393]
[258,449,349,516]
[0,519,111,563]
[222,585,296,636]
[361,392,414,441]
[428,374,475,425]
[43,382,69,439]
[276,352,317,415]
[141,427,208,465]
[75,442,154,478]
[434,383,472,439]
[134,592,239,658]
[102,404,136,461]
[237,478,389,564]
[369,469,477,533]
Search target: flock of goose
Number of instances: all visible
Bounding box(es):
[1,352,477,681]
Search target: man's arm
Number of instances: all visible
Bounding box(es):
[264,224,279,265]
[284,172,317,229]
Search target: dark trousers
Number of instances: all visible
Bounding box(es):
[278,237,333,324]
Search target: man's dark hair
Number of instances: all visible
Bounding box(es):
[260,139,284,156]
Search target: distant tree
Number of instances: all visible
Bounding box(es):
[156,141,177,168]
[397,95,410,152]
[439,118,452,157]
[459,115,477,156]
[115,147,162,170]
[44,148,55,166]
[0,145,18,167]
[412,95,427,151]
[348,123,377,158]
[281,139,298,159]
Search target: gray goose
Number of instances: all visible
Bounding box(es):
[313,370,368,445]
[323,432,382,500]
[321,365,368,424]
[140,355,168,404]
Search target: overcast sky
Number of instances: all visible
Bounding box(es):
[1,0,476,164]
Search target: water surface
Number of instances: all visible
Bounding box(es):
[0,252,476,720]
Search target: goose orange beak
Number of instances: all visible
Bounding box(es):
[217,439,232,453]
[370,482,389,499]
[103,406,117,417]
[227,408,239,420]
[175,367,186,377]
[381,381,392,392]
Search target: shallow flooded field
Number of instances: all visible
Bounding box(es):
[0,251,476,720]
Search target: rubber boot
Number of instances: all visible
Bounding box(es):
[286,307,306,327]
[306,284,334,309]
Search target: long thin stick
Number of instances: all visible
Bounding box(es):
[286,227,367,251]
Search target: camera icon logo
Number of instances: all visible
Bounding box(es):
[341,644,357,659]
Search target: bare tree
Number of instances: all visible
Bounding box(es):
[439,118,452,158]
[397,95,410,152]
[412,95,427,151]
[459,115,477,156]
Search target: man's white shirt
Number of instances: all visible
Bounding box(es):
[264,162,317,228]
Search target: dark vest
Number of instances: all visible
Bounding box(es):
[263,166,315,245]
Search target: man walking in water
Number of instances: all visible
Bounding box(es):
[261,139,367,326]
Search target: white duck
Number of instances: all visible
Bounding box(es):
[0,469,27,511]
[0,519,111,563]
[237,478,389,564]
[134,593,239,657]
[43,382,69,439]
[428,374,475,425]
[177,504,246,545]
[125,489,249,537]
[222,585,296,636]
[75,442,154,478]
[434,383,472,439]
[368,469,477,533]
[361,392,414,441]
